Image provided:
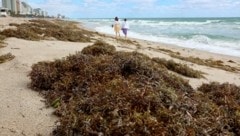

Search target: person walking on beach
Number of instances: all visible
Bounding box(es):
[122,18,129,38]
[113,17,121,38]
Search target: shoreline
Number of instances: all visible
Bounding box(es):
[0,17,240,135]
[79,21,240,63]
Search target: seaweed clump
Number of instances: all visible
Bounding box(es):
[170,54,240,72]
[0,53,15,64]
[29,41,240,135]
[0,27,40,40]
[0,19,93,42]
[198,82,240,134]
[152,57,204,78]
[81,40,116,56]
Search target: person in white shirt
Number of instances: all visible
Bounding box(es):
[121,18,129,38]
[113,17,121,38]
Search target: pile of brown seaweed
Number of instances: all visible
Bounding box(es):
[152,57,204,78]
[29,41,240,135]
[0,19,94,42]
[81,40,116,56]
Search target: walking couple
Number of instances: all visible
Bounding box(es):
[113,17,129,38]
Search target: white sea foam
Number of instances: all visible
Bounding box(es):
[234,22,240,25]
[128,20,221,27]
[206,20,221,23]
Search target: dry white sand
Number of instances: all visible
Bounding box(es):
[0,17,240,135]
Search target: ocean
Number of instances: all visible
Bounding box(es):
[75,18,240,57]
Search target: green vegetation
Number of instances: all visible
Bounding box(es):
[29,41,240,135]
[152,57,204,78]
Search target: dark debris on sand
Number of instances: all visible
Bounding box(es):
[29,41,240,136]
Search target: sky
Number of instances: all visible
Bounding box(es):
[9,0,240,18]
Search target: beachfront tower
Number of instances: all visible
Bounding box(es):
[21,1,32,15]
[16,0,20,14]
[2,0,20,14]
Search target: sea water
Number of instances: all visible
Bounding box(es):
[76,18,240,57]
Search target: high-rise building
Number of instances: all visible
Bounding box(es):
[16,0,20,14]
[2,0,18,14]
[21,1,32,15]
[2,0,11,10]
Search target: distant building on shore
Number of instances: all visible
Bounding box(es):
[1,0,53,17]
[16,0,20,14]
[2,0,20,14]
[20,1,32,15]
[2,0,12,12]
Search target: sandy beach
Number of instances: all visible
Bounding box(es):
[0,17,240,135]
